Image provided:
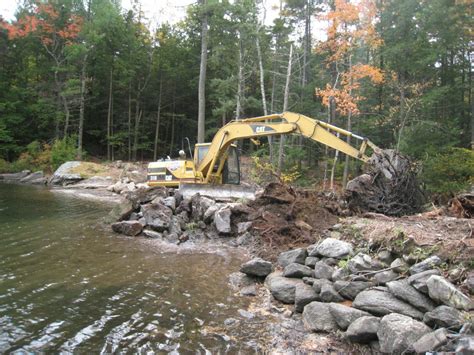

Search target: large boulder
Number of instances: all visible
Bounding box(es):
[348,253,382,273]
[423,305,465,329]
[277,248,307,267]
[107,199,135,222]
[214,206,232,234]
[409,255,443,275]
[295,283,319,312]
[334,281,373,300]
[266,272,304,304]
[386,279,436,312]
[410,328,449,354]
[142,203,173,232]
[313,261,334,280]
[328,303,371,330]
[407,269,441,294]
[283,263,313,278]
[240,258,272,277]
[353,288,424,320]
[19,171,45,184]
[302,302,338,332]
[311,238,353,259]
[111,221,143,236]
[50,161,83,185]
[374,270,398,285]
[319,283,344,302]
[127,186,167,207]
[0,170,30,181]
[345,316,380,343]
[377,313,431,354]
[191,194,215,220]
[228,272,256,290]
[426,275,474,311]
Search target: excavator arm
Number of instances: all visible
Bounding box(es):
[197,111,379,183]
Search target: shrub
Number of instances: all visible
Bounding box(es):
[422,148,474,195]
[51,136,77,170]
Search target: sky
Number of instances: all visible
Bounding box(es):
[0,0,281,26]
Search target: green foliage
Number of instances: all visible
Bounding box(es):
[422,148,474,195]
[51,136,78,170]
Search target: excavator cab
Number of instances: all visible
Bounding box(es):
[194,143,240,184]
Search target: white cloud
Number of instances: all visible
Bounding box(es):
[0,0,18,21]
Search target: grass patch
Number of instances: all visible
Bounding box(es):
[69,162,108,178]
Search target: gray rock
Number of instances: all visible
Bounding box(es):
[322,257,339,266]
[378,313,431,354]
[465,271,474,294]
[332,267,350,281]
[409,255,443,275]
[377,250,394,264]
[306,244,318,256]
[313,261,334,280]
[374,270,399,285]
[302,302,338,332]
[228,272,256,290]
[202,204,220,223]
[334,281,373,300]
[111,221,143,236]
[142,229,163,239]
[107,199,135,222]
[142,203,173,232]
[283,263,313,278]
[20,171,44,183]
[312,279,332,294]
[278,248,307,267]
[320,283,344,302]
[162,196,176,211]
[168,217,182,236]
[313,238,353,259]
[190,194,215,220]
[240,258,272,277]
[346,316,380,343]
[0,170,30,181]
[295,283,319,312]
[387,279,436,312]
[214,206,232,234]
[423,305,465,329]
[328,303,371,330]
[165,232,179,243]
[237,221,252,234]
[391,258,409,273]
[50,161,83,185]
[427,275,474,311]
[235,232,254,246]
[266,272,304,304]
[410,328,448,353]
[302,277,317,285]
[305,256,319,267]
[353,289,424,320]
[455,335,474,354]
[176,197,192,214]
[240,285,257,296]
[407,269,441,294]
[348,253,380,273]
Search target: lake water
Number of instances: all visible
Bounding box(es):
[0,183,264,353]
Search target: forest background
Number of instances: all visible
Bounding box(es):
[0,0,472,196]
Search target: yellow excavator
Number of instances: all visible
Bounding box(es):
[147,112,380,199]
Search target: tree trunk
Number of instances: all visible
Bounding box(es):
[396,71,406,151]
[128,82,132,161]
[278,44,293,174]
[197,0,208,143]
[236,32,244,120]
[342,55,353,189]
[132,100,142,162]
[77,53,88,160]
[106,67,113,161]
[153,79,163,161]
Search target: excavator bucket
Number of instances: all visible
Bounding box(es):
[179,183,257,201]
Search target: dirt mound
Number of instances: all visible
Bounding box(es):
[244,183,338,261]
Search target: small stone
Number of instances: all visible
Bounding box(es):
[407,269,441,294]
[111,221,143,236]
[162,196,176,211]
[334,281,373,300]
[224,318,237,326]
[283,263,313,278]
[240,285,257,296]
[322,258,339,266]
[302,302,338,332]
[214,206,232,234]
[377,250,394,264]
[346,316,380,343]
[328,303,371,330]
[302,277,317,285]
[427,275,474,311]
[391,258,409,273]
[348,253,379,273]
[295,283,319,312]
[240,258,273,277]
[410,328,448,353]
[409,255,443,275]
[238,309,254,319]
[278,248,307,267]
[353,288,424,320]
[203,204,219,223]
[455,336,474,354]
[378,313,431,354]
[312,238,353,259]
[423,305,464,330]
[313,261,334,280]
[235,232,254,246]
[374,270,399,285]
[228,272,256,290]
[237,221,252,234]
[142,229,162,239]
[295,219,313,231]
[312,279,332,294]
[320,283,344,302]
[332,267,350,281]
[387,279,436,312]
[464,271,474,294]
[305,256,319,267]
